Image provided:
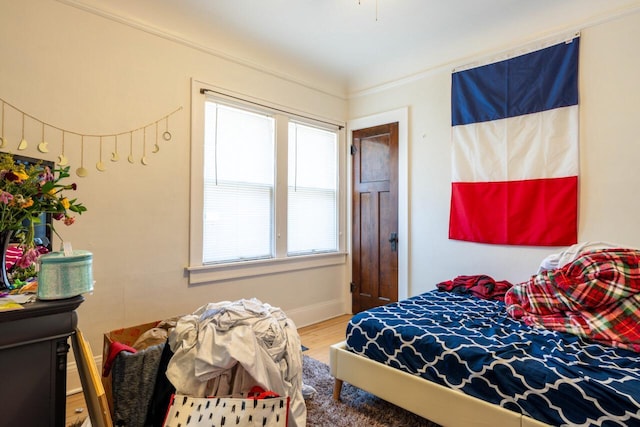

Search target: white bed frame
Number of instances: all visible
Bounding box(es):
[330,341,550,427]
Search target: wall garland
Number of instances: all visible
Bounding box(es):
[0,96,182,177]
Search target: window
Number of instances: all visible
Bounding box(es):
[203,103,275,263]
[287,123,337,255]
[188,84,346,283]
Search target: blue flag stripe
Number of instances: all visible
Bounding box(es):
[451,38,579,126]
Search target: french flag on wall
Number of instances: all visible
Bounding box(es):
[449,36,580,246]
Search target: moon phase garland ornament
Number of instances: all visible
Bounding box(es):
[96,136,106,172]
[57,132,68,166]
[0,97,181,176]
[18,113,27,150]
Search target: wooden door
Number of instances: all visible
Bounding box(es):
[352,122,399,313]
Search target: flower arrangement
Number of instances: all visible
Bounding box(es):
[0,152,86,283]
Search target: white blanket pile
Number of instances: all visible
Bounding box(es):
[166,298,306,427]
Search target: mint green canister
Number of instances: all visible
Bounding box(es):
[37,250,93,300]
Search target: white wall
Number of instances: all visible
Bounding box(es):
[348,10,640,296]
[0,0,348,375]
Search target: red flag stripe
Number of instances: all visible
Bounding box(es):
[449,176,578,246]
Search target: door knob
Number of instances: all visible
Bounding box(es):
[389,232,398,252]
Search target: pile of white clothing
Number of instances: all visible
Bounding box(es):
[537,241,635,272]
[166,298,306,427]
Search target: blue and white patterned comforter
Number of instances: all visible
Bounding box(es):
[345,291,640,427]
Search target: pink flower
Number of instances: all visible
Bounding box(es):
[0,191,13,204]
[16,247,40,269]
[64,216,75,226]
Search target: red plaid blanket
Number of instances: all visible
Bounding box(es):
[505,248,640,352]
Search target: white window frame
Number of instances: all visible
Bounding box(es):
[187,80,347,285]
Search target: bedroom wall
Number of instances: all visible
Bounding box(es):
[348,9,640,296]
[0,0,348,369]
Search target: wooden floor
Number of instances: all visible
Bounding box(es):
[65,314,352,426]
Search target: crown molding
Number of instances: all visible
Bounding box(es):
[54,0,348,101]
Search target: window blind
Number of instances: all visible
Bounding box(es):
[287,122,338,255]
[203,102,275,263]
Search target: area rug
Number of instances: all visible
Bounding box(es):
[302,355,440,427]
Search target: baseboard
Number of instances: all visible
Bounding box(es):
[286,298,346,328]
[67,359,81,395]
[67,354,103,396]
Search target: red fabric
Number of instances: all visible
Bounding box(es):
[437,275,513,301]
[247,386,280,399]
[102,341,137,376]
[449,176,578,246]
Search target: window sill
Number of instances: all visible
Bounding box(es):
[186,252,348,285]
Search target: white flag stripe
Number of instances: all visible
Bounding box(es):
[452,105,579,182]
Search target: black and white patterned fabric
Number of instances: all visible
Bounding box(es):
[346,291,640,427]
[162,393,289,427]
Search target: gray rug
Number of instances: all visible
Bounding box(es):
[302,355,440,427]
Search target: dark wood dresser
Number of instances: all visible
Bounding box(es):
[0,295,83,426]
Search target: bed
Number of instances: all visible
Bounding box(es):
[330,251,640,427]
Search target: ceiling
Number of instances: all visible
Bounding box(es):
[61,0,640,95]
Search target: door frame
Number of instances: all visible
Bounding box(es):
[346,107,409,313]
